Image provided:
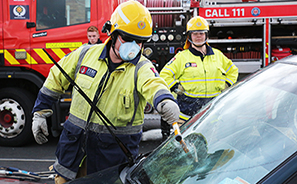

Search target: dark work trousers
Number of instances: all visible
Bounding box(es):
[177,94,213,117]
[54,120,85,180]
[54,120,142,179]
[86,131,142,174]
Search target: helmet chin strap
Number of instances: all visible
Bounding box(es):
[189,39,206,48]
[111,35,122,60]
[188,39,207,55]
[112,45,122,60]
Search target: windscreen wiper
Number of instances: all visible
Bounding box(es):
[51,58,135,166]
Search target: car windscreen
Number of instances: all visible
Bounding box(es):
[129,62,297,184]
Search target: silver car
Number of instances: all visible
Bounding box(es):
[68,55,297,184]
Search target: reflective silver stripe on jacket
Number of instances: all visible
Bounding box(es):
[179,111,191,121]
[153,89,173,107]
[183,91,221,98]
[226,77,235,85]
[40,86,62,99]
[180,78,225,83]
[163,66,177,88]
[75,44,93,79]
[68,114,143,134]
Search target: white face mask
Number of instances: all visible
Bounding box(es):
[118,37,141,61]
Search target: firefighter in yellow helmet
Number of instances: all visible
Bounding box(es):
[31,1,179,183]
[160,16,238,124]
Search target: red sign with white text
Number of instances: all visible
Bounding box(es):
[199,4,297,19]
[10,0,29,5]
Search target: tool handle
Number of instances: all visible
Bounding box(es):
[0,170,10,175]
[7,167,38,176]
[172,122,182,141]
[172,122,189,153]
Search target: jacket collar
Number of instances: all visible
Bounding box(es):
[189,44,214,56]
[88,39,103,45]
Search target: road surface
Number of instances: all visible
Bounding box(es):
[0,132,163,184]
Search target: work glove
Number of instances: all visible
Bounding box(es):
[222,83,230,92]
[174,84,185,95]
[157,99,180,125]
[32,109,53,144]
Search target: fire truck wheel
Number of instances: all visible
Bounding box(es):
[0,87,35,146]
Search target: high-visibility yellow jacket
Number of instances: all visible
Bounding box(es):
[160,45,238,98]
[39,43,174,134]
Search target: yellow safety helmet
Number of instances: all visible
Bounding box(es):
[184,16,209,49]
[103,0,153,41]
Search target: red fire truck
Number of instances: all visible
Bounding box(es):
[0,0,187,146]
[198,0,297,79]
[1,0,297,146]
[0,0,115,146]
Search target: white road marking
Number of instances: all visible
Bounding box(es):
[0,158,55,162]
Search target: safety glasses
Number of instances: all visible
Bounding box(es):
[119,33,143,44]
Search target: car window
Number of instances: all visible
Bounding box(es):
[36,0,90,30]
[129,62,297,184]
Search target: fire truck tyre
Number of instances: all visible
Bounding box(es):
[0,87,35,146]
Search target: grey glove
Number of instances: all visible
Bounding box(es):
[32,109,53,144]
[174,84,185,95]
[157,99,180,125]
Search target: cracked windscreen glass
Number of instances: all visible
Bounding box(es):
[129,62,297,184]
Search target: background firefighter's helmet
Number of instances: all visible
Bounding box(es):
[184,16,209,49]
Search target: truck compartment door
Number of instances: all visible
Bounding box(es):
[3,0,31,66]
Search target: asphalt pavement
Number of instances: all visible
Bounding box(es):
[0,134,163,184]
